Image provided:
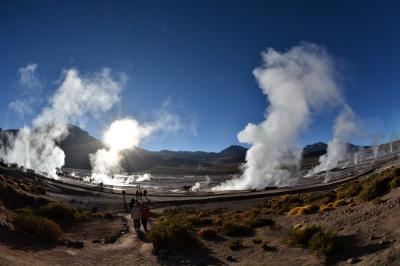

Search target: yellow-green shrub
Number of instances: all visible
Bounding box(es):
[13,213,62,241]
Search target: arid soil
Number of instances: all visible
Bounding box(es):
[0,214,157,266]
[2,162,400,265]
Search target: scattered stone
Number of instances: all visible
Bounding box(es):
[92,239,101,244]
[378,239,392,245]
[226,255,238,262]
[262,243,277,252]
[346,258,361,264]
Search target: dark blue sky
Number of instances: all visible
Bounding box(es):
[1,0,400,151]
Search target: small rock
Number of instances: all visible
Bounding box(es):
[379,239,392,245]
[346,258,361,264]
[226,256,238,262]
[92,239,101,243]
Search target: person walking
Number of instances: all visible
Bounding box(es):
[140,202,150,231]
[135,189,139,201]
[122,190,127,210]
[139,190,143,201]
[143,189,148,198]
[130,202,141,231]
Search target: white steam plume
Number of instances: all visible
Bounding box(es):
[213,43,342,190]
[311,105,357,174]
[90,113,181,184]
[1,68,124,177]
[190,176,211,192]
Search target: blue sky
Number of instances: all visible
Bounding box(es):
[1,0,400,151]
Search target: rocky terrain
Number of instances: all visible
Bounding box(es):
[1,158,400,265]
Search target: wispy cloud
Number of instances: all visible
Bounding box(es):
[17,63,44,93]
[8,100,33,117]
[9,63,44,117]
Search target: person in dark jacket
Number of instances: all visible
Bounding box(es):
[140,202,150,231]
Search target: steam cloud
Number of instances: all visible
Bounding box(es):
[90,112,181,184]
[1,68,124,177]
[311,105,358,174]
[213,43,344,190]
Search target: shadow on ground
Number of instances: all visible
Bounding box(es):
[326,234,391,265]
[0,228,58,251]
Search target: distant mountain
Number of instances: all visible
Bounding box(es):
[302,142,328,158]
[0,125,247,174]
[1,125,383,174]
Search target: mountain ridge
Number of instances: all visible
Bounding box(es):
[0,125,381,174]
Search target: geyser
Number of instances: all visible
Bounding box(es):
[90,112,181,184]
[90,118,153,182]
[310,105,358,174]
[213,43,344,191]
[1,68,124,177]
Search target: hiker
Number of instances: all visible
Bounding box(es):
[135,189,139,201]
[131,202,141,231]
[139,190,143,200]
[143,189,148,199]
[140,202,150,231]
[129,197,136,210]
[122,190,127,210]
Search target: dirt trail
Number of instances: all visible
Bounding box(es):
[0,215,158,266]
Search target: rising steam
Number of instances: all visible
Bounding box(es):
[1,68,124,177]
[90,113,181,183]
[310,105,358,174]
[213,43,343,190]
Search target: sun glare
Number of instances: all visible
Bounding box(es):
[104,118,147,151]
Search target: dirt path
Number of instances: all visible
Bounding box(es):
[0,215,158,266]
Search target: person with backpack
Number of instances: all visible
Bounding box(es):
[130,202,141,231]
[140,202,150,231]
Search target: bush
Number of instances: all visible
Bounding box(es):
[13,213,62,241]
[319,204,335,213]
[284,224,341,256]
[220,220,253,237]
[336,181,362,199]
[333,199,347,208]
[389,176,400,189]
[149,216,200,252]
[358,176,392,202]
[285,224,322,246]
[261,194,308,215]
[288,205,318,216]
[227,238,243,250]
[308,230,342,256]
[197,227,218,240]
[36,202,91,228]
